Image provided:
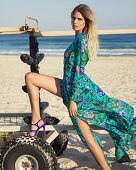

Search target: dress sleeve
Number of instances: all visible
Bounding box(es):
[70,37,87,102]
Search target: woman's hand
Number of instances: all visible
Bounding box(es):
[69,101,78,117]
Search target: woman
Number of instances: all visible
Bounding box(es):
[25,4,136,169]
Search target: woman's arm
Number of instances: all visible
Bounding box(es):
[69,36,87,116]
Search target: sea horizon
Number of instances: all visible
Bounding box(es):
[0,33,136,57]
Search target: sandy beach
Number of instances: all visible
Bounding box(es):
[0,55,136,169]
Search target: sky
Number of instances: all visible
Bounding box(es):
[0,0,136,32]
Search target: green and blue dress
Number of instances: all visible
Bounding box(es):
[60,31,136,167]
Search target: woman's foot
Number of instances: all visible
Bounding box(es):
[25,118,46,137]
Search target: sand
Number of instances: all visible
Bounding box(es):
[0,55,136,169]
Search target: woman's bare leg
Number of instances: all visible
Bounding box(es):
[76,117,111,170]
[25,72,62,136]
[25,72,111,168]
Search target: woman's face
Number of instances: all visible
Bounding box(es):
[71,11,85,33]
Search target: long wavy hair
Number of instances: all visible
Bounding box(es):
[71,4,99,61]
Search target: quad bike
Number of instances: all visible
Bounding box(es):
[0,17,70,170]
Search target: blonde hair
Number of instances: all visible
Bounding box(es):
[71,4,99,61]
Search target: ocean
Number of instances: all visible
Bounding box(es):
[0,33,136,57]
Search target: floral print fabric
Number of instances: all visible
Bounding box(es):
[60,31,136,167]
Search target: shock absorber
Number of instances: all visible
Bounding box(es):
[21,31,44,124]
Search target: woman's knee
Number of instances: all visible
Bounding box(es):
[25,72,36,84]
[76,117,96,146]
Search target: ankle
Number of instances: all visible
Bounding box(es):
[32,116,41,122]
[31,118,42,124]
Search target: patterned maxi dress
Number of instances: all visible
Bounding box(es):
[60,31,136,167]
